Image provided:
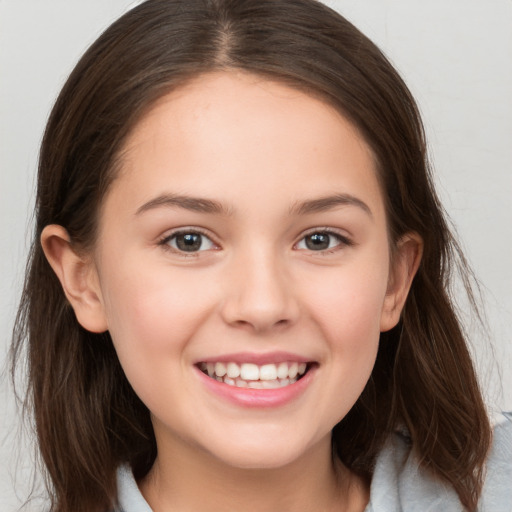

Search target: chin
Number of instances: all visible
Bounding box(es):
[214,450,303,470]
[200,430,326,470]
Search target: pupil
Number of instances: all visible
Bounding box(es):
[176,233,201,251]
[306,233,329,250]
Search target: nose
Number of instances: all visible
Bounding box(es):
[220,247,300,333]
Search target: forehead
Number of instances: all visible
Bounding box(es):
[107,71,384,221]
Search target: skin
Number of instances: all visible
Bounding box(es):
[42,71,422,512]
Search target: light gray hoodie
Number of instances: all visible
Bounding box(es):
[115,413,512,512]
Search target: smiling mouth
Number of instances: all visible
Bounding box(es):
[197,361,312,389]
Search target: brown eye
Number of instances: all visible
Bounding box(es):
[304,233,331,250]
[296,231,350,252]
[167,232,215,252]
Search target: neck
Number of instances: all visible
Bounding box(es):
[139,431,368,512]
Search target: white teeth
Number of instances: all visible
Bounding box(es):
[226,362,240,378]
[201,360,310,387]
[262,379,281,389]
[240,363,259,381]
[215,362,227,377]
[277,362,289,379]
[259,364,277,381]
[244,378,297,389]
[288,362,299,379]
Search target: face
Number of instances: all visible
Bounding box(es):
[83,72,409,469]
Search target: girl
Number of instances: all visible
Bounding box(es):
[11,1,511,511]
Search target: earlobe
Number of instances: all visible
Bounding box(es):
[41,225,108,333]
[380,233,423,332]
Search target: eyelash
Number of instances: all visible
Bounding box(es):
[157,228,353,256]
[295,229,354,255]
[158,228,218,257]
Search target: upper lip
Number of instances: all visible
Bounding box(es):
[195,351,314,365]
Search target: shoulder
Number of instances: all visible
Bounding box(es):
[478,412,512,510]
[114,465,152,512]
[365,412,512,512]
[111,415,512,512]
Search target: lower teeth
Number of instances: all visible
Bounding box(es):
[210,374,298,388]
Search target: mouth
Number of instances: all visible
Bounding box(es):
[196,361,313,390]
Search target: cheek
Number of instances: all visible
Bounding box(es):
[301,258,389,406]
[319,278,384,371]
[99,259,217,366]
[98,263,220,416]
[306,261,389,343]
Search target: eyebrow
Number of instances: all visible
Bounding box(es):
[135,193,232,216]
[135,192,372,217]
[289,193,372,217]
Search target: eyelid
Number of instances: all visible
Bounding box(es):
[156,226,352,256]
[157,227,220,255]
[294,227,354,252]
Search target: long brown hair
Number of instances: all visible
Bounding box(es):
[11,1,491,510]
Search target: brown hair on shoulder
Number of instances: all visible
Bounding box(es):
[11,1,491,511]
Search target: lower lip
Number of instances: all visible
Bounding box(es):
[195,366,316,408]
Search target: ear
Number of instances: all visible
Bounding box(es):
[41,225,108,333]
[380,232,423,332]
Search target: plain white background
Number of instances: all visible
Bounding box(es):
[1,1,511,510]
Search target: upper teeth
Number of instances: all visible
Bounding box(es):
[202,361,307,381]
